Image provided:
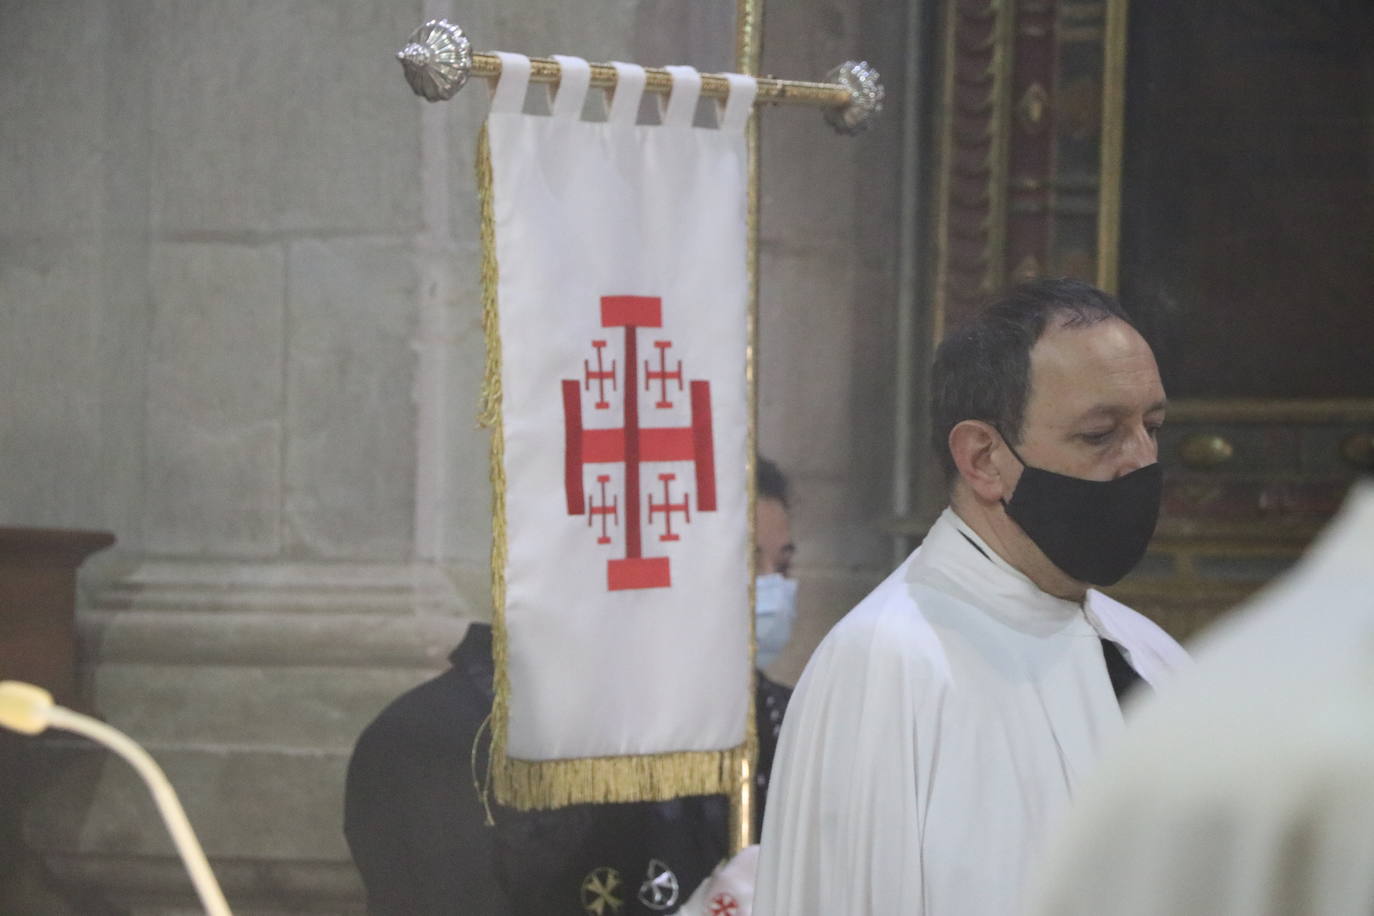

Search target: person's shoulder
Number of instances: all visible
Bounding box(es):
[344,665,487,828]
[811,568,951,678]
[353,664,486,758]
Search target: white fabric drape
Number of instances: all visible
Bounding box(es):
[485,54,756,762]
[1027,480,1374,916]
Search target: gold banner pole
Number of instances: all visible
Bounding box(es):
[732,0,764,858]
[397,20,883,135]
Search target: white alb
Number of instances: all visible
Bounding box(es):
[753,507,1188,916]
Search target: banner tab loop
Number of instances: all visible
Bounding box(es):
[548,55,591,119]
[658,65,702,128]
[604,61,647,125]
[489,52,532,113]
[716,74,759,133]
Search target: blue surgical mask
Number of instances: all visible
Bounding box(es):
[755,573,798,669]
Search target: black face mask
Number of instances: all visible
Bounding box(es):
[998,433,1163,586]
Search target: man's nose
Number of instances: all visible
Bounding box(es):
[1116,425,1158,477]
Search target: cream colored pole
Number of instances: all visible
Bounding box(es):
[0,681,232,916]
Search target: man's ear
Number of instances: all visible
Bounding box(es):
[948,420,1010,502]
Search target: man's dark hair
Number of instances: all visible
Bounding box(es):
[757,456,789,508]
[930,277,1134,481]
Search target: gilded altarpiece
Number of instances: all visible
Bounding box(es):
[929,0,1374,639]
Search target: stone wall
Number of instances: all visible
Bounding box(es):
[0,0,905,911]
[757,0,908,685]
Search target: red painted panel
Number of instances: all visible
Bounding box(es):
[582,428,627,463]
[639,427,696,462]
[608,556,671,590]
[600,295,662,328]
[562,379,584,515]
[691,381,716,511]
[622,326,643,560]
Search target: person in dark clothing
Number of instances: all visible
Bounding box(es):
[345,459,798,915]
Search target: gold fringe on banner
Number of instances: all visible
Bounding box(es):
[496,743,752,810]
[474,125,756,813]
[475,124,511,821]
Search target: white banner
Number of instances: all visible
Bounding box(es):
[484,54,756,786]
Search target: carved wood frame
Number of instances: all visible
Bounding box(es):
[929,0,1374,430]
[931,0,1127,339]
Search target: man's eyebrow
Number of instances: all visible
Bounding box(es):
[1072,399,1170,423]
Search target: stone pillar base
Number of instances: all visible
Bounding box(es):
[21,560,473,914]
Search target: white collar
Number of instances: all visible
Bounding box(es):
[907,508,1087,637]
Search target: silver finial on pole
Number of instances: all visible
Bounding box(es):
[397,19,473,102]
[824,61,884,135]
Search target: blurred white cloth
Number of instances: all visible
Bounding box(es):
[1026,479,1374,916]
[679,844,759,916]
[753,509,1187,916]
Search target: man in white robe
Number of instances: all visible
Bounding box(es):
[754,278,1189,916]
[1026,473,1374,916]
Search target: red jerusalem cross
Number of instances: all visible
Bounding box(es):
[584,340,616,410]
[587,475,617,545]
[562,295,717,591]
[708,894,740,916]
[647,473,690,542]
[645,341,683,408]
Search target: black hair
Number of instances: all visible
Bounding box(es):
[757,456,789,508]
[930,277,1134,481]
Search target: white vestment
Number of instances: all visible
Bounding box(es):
[753,508,1188,916]
[1026,479,1374,916]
